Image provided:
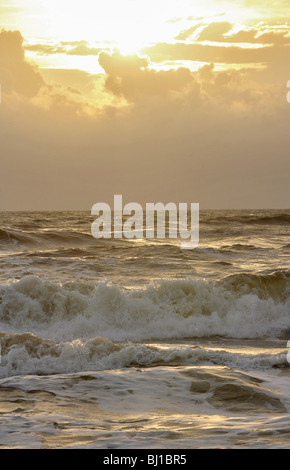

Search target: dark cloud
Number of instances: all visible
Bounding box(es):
[0,30,44,96]
[0,30,98,115]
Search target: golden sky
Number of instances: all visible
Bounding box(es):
[0,0,290,209]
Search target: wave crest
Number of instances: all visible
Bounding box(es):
[0,272,289,342]
[0,331,287,378]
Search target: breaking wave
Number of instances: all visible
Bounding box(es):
[0,271,289,343]
[0,331,287,378]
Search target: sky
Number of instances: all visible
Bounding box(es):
[0,0,290,210]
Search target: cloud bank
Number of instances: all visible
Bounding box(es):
[0,27,289,210]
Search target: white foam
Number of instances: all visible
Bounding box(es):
[0,276,289,343]
[0,332,288,378]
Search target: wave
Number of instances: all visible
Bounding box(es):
[203,213,290,226]
[0,271,289,343]
[0,227,93,248]
[221,243,261,251]
[27,247,91,258]
[0,332,287,378]
[0,228,32,245]
[219,270,290,301]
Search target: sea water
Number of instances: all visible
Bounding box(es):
[0,209,289,448]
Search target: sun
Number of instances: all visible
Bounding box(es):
[6,0,258,48]
[115,38,146,56]
[17,0,254,72]
[22,0,183,49]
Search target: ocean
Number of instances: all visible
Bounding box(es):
[0,209,289,449]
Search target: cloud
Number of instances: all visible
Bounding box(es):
[174,20,290,47]
[0,30,105,115]
[143,40,290,67]
[1,30,289,210]
[98,50,197,100]
[203,24,290,46]
[0,30,44,96]
[197,22,233,41]
[242,0,290,15]
[1,67,289,211]
[175,24,203,41]
[24,43,60,55]
[66,44,102,56]
[25,40,103,56]
[2,28,286,118]
[225,27,290,45]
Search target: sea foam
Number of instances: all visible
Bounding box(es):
[0,272,289,343]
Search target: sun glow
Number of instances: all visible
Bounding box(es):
[4,0,269,74]
[2,0,265,47]
[33,0,178,45]
[10,0,227,51]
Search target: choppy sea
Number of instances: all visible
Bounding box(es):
[0,209,289,448]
